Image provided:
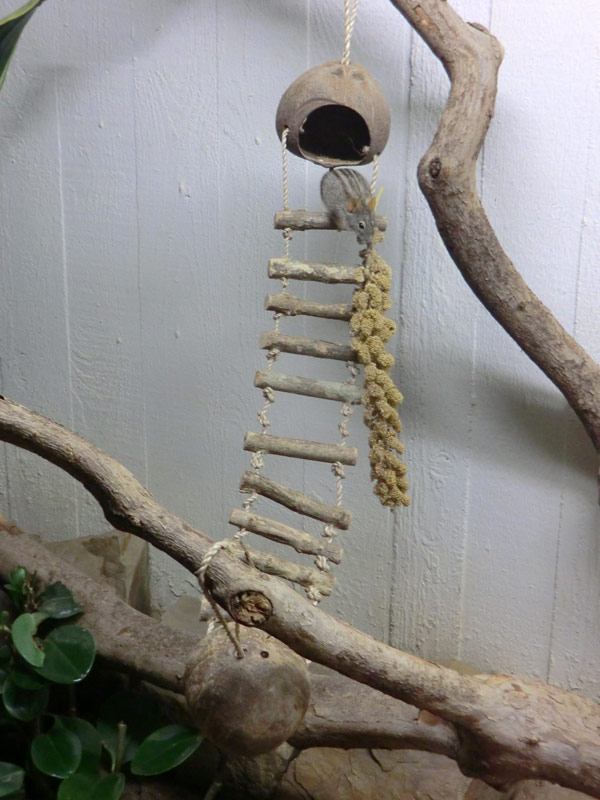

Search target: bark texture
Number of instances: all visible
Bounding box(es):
[388,0,600,453]
[0,524,458,758]
[2,397,600,795]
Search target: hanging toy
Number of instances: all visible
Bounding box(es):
[189,3,409,765]
[199,1,408,636]
[273,0,409,510]
[351,242,410,507]
[275,60,390,167]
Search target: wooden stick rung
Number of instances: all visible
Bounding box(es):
[229,540,335,595]
[274,210,387,233]
[254,370,362,404]
[260,332,355,362]
[244,431,357,466]
[268,258,363,285]
[265,293,353,321]
[229,509,343,564]
[240,471,352,530]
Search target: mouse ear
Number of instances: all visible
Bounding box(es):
[346,198,358,212]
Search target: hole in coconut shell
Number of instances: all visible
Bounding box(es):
[299,105,370,165]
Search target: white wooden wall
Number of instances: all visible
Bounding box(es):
[1,0,599,698]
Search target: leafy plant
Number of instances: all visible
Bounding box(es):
[0,0,45,94]
[0,567,202,799]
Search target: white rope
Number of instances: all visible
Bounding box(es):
[281,127,293,262]
[341,0,360,66]
[313,361,358,604]
[370,153,380,197]
[198,132,296,618]
[197,539,245,658]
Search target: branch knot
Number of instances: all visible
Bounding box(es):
[429,157,442,179]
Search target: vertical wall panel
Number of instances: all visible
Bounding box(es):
[458,0,599,679]
[390,0,491,661]
[547,30,600,697]
[56,0,146,538]
[131,0,222,610]
[0,1,77,540]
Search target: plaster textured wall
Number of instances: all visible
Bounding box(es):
[1,0,599,697]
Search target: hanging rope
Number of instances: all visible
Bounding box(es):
[196,133,299,642]
[341,0,360,66]
[370,153,380,197]
[197,545,245,659]
[281,127,293,262]
[312,360,358,602]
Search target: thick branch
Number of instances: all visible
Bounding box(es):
[2,395,600,794]
[0,524,458,757]
[388,0,600,452]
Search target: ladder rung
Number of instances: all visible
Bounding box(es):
[244,431,357,465]
[254,370,362,404]
[229,509,343,564]
[273,210,387,233]
[260,332,355,362]
[240,471,352,530]
[268,258,363,285]
[229,539,335,594]
[265,293,353,321]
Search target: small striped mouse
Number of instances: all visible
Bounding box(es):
[320,167,377,245]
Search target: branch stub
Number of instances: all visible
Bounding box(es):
[230,590,273,626]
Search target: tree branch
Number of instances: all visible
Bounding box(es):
[388,0,600,453]
[2,395,600,794]
[0,523,458,757]
[0,519,191,693]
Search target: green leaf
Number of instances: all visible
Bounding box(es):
[57,716,102,773]
[0,762,24,798]
[130,724,202,776]
[3,567,29,613]
[31,725,82,778]
[57,772,125,800]
[2,673,48,721]
[38,583,84,620]
[0,648,12,691]
[2,588,20,611]
[0,0,42,94]
[10,612,47,667]
[97,691,164,768]
[9,663,45,690]
[34,625,95,684]
[7,568,26,591]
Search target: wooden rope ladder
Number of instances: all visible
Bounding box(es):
[222,129,388,604]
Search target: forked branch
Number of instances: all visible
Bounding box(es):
[389,0,600,452]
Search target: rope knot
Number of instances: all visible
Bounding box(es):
[322,523,338,540]
[315,555,330,572]
[332,461,345,480]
